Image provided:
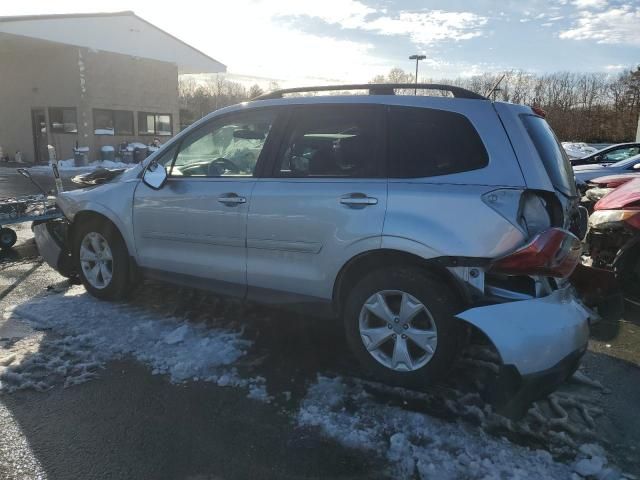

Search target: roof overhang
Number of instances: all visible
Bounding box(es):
[0,11,226,74]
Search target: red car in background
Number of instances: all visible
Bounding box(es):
[580,173,640,212]
[585,177,640,301]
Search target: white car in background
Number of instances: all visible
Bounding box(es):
[562,142,598,160]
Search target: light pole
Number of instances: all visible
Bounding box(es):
[409,54,426,94]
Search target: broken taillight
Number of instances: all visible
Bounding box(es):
[489,228,582,278]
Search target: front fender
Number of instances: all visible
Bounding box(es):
[57,182,137,255]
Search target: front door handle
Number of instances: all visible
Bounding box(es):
[217,193,247,205]
[340,193,378,207]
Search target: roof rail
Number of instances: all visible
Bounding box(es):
[253,83,486,101]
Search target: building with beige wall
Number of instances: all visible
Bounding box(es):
[0,11,225,163]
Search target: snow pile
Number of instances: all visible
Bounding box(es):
[1,286,266,396]
[55,159,131,170]
[125,142,148,152]
[297,375,620,480]
[28,159,132,172]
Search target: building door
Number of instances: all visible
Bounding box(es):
[31,109,48,164]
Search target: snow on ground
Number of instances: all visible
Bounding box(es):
[28,159,132,172]
[297,375,620,480]
[0,285,266,396]
[0,270,626,478]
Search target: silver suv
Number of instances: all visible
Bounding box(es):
[35,84,591,396]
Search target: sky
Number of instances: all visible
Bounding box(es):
[3,0,640,85]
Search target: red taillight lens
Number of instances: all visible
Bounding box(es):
[490,228,582,278]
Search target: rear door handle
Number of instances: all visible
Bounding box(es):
[340,193,378,207]
[217,193,246,205]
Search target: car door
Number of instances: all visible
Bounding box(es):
[246,104,387,305]
[132,107,279,296]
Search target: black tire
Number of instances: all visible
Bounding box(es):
[0,228,17,249]
[73,218,130,300]
[343,266,463,388]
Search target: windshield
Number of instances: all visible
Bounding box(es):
[521,114,577,197]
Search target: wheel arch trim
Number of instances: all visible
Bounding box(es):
[332,248,473,315]
[68,203,135,255]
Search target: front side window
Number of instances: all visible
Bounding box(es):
[170,109,276,178]
[276,106,379,178]
[94,109,134,135]
[49,107,77,134]
[603,146,640,162]
[388,106,488,178]
[139,113,173,136]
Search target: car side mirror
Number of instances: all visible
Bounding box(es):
[594,154,603,163]
[143,160,168,189]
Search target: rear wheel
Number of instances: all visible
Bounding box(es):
[0,228,17,249]
[343,267,462,387]
[73,219,130,300]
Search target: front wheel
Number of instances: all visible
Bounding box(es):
[343,267,463,388]
[73,219,131,300]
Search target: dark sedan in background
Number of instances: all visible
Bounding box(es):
[570,142,640,166]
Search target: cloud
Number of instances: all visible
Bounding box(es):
[358,10,488,46]
[572,0,607,9]
[277,3,488,47]
[560,5,640,45]
[272,0,375,29]
[604,64,626,70]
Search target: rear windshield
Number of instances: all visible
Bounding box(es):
[520,114,577,197]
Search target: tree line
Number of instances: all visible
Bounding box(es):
[180,67,640,143]
[178,76,274,130]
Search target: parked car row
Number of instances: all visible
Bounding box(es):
[579,173,640,302]
[568,142,640,166]
[564,142,640,305]
[33,85,617,415]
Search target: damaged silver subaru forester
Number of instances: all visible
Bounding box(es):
[35,84,593,408]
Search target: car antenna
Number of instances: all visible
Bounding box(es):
[485,74,506,101]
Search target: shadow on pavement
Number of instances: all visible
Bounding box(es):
[1,358,385,480]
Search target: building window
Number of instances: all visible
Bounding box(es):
[49,107,77,134]
[138,112,173,136]
[93,109,134,135]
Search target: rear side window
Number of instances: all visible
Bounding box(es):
[520,114,577,197]
[388,106,488,178]
[276,105,380,178]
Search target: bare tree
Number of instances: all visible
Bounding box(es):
[366,66,640,142]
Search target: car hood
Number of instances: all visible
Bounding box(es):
[595,177,640,210]
[588,173,640,188]
[573,164,609,173]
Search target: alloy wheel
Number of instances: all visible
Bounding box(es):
[79,232,113,289]
[358,290,438,372]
